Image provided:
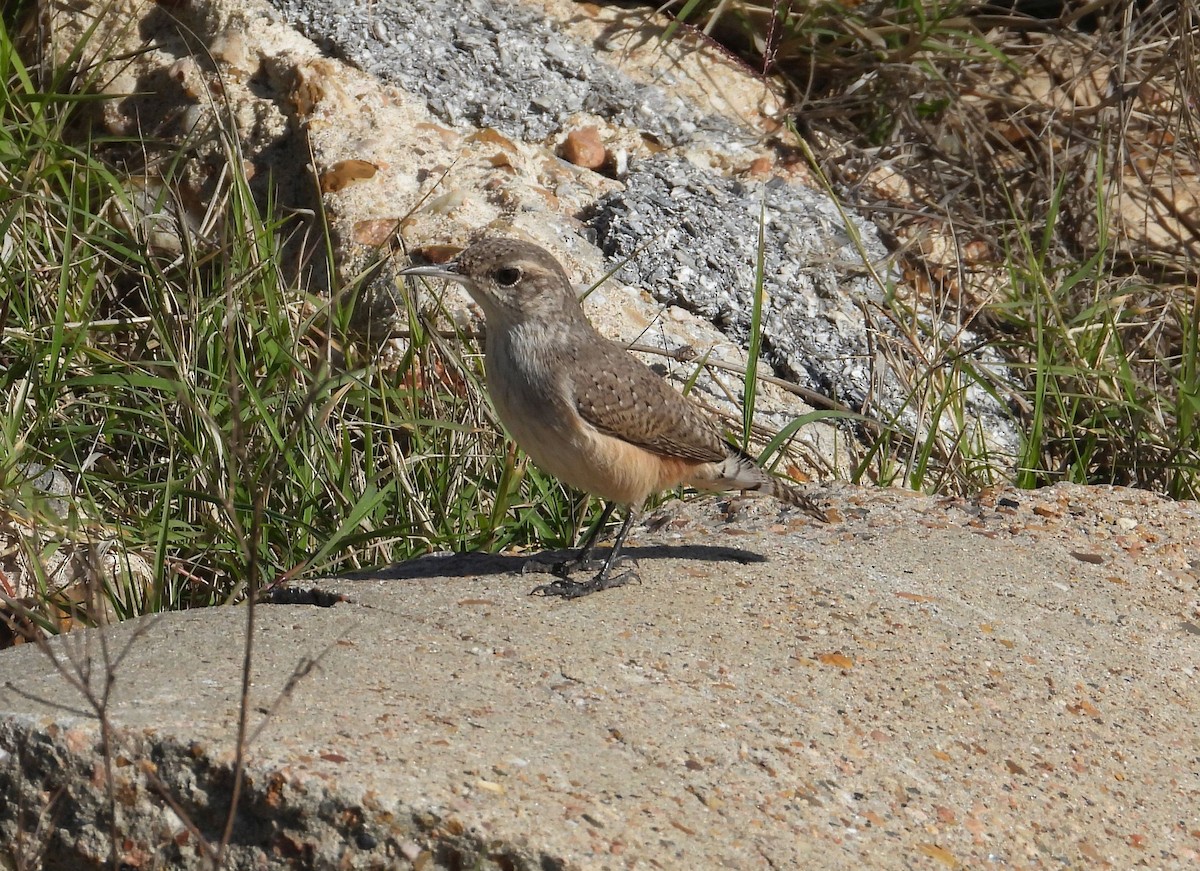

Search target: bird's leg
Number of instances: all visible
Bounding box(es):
[522,501,616,576]
[564,501,616,570]
[530,508,641,598]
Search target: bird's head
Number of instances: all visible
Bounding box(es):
[401,237,581,326]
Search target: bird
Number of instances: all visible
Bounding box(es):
[400,237,824,598]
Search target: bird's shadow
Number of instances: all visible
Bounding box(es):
[337,544,765,582]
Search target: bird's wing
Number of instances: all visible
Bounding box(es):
[572,341,729,463]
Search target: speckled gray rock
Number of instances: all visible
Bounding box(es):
[584,155,1012,444]
[2,484,1198,869]
[585,158,867,356]
[267,0,744,147]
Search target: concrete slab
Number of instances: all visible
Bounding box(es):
[2,483,1198,868]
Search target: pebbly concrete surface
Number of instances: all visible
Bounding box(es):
[1,482,1198,869]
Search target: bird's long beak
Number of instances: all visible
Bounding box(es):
[398,259,465,283]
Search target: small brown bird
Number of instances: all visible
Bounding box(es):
[401,237,823,598]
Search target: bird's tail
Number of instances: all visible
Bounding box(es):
[690,446,827,521]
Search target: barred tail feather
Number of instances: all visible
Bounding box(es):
[688,447,826,521]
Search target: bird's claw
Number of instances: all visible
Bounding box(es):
[523,551,639,578]
[521,556,604,577]
[529,566,640,599]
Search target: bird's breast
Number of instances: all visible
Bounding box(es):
[485,327,577,448]
[481,328,711,506]
[486,327,570,414]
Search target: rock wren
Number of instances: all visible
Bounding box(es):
[401,237,823,598]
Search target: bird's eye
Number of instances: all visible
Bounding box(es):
[493,266,522,287]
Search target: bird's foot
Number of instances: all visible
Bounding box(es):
[520,554,605,577]
[529,564,641,599]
